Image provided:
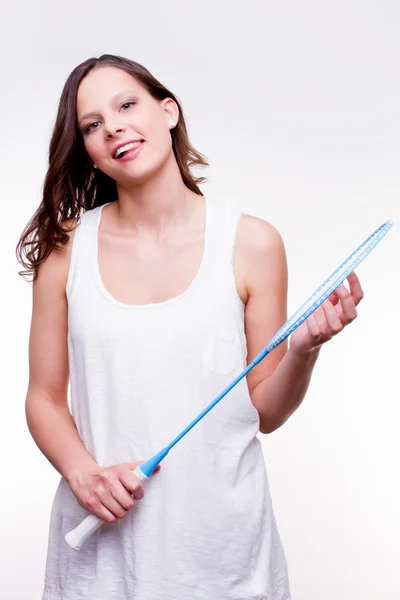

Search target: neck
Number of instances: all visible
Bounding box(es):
[110,153,202,238]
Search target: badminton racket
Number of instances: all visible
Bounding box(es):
[66,218,393,550]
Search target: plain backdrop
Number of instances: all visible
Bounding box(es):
[1,1,399,599]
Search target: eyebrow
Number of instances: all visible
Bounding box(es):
[78,89,138,125]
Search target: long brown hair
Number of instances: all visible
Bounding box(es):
[16,54,209,281]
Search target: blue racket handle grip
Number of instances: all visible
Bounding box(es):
[64,465,148,550]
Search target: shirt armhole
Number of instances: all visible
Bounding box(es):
[229,208,245,311]
[66,216,82,302]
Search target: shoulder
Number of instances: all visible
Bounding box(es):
[236,213,285,256]
[234,214,287,303]
[35,216,80,293]
[60,216,80,246]
[55,216,80,265]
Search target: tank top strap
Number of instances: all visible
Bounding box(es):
[201,196,244,310]
[204,197,243,268]
[66,203,111,301]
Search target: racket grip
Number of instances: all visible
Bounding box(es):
[65,465,148,550]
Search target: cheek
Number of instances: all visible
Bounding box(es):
[144,112,171,150]
[140,133,170,168]
[157,129,173,156]
[82,137,99,161]
[153,124,174,159]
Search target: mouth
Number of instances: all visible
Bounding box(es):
[113,140,144,160]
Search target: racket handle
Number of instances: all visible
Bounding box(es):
[65,465,148,550]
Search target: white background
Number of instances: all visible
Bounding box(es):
[1,1,399,598]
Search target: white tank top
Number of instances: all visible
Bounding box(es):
[42,195,291,600]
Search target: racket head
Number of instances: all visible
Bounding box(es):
[265,219,393,353]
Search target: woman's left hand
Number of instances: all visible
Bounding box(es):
[289,271,364,356]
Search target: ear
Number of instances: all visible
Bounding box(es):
[162,97,179,128]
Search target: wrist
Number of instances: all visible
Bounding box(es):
[65,458,99,486]
[288,343,321,363]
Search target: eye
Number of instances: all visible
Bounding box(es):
[85,121,100,133]
[83,101,136,133]
[121,101,136,110]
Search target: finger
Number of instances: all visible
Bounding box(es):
[346,271,364,305]
[313,304,329,337]
[119,470,145,501]
[321,299,343,335]
[306,311,322,344]
[125,461,144,471]
[101,489,130,519]
[96,505,121,523]
[124,462,161,474]
[334,284,357,324]
[109,486,136,512]
[84,496,120,523]
[99,507,120,523]
[327,290,340,306]
[93,473,131,518]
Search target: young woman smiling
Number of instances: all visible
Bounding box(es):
[17,54,364,600]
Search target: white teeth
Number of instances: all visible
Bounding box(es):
[114,141,142,158]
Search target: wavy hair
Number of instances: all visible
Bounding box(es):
[16,54,209,281]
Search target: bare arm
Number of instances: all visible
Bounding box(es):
[25,222,150,522]
[237,215,316,433]
[250,346,321,434]
[25,223,97,481]
[237,216,362,434]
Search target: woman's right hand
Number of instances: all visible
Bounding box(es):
[67,461,161,523]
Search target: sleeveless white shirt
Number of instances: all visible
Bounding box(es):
[42,195,291,600]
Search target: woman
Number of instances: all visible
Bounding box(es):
[16,54,363,600]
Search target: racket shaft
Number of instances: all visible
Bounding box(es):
[64,219,392,550]
[65,465,147,550]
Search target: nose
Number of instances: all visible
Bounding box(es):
[105,125,125,139]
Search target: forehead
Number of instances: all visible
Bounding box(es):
[76,66,146,115]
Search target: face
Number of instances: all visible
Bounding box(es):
[76,66,179,183]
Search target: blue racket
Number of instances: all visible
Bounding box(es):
[66,218,393,549]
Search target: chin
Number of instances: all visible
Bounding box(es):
[114,163,160,187]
